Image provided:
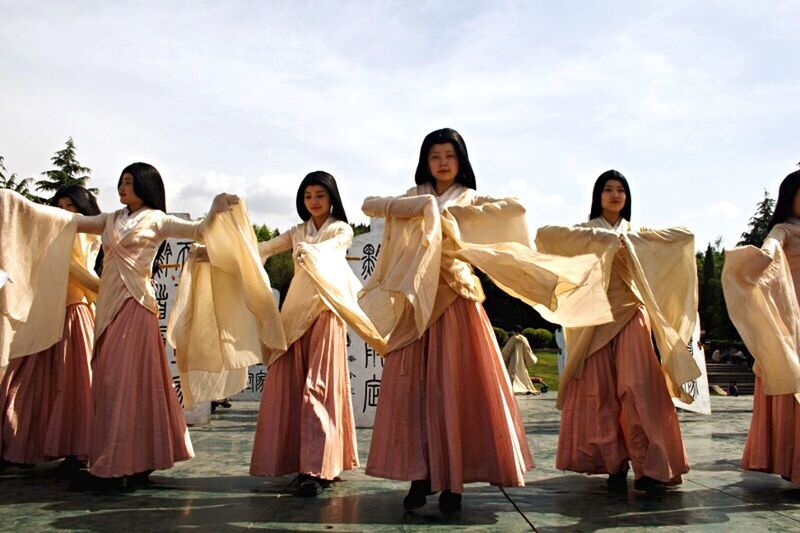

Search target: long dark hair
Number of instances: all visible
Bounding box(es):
[51,185,104,275]
[768,170,800,231]
[414,128,476,190]
[118,162,167,276]
[296,171,348,223]
[589,169,632,221]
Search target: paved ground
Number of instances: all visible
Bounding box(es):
[2,396,799,532]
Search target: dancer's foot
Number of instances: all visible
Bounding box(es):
[68,471,127,492]
[634,475,667,494]
[53,456,87,479]
[403,479,433,510]
[296,475,331,497]
[439,490,462,516]
[607,469,628,493]
[127,470,154,487]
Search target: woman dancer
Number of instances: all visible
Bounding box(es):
[0,185,100,473]
[250,171,380,496]
[361,128,609,514]
[0,163,238,488]
[723,170,800,484]
[545,170,697,494]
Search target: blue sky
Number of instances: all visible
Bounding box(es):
[1,1,798,249]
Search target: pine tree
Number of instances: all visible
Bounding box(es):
[36,137,97,195]
[0,155,44,202]
[738,189,774,247]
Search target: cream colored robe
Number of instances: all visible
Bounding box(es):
[167,201,286,407]
[360,184,614,354]
[722,220,800,397]
[502,334,540,394]
[74,207,210,340]
[0,190,76,366]
[257,217,386,365]
[535,217,700,407]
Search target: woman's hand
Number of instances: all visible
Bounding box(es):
[210,193,240,214]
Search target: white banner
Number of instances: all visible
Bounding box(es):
[672,314,712,415]
[345,218,385,428]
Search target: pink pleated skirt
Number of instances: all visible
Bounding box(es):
[1,303,94,463]
[741,376,800,483]
[366,297,533,494]
[89,298,193,478]
[556,309,689,482]
[250,310,358,480]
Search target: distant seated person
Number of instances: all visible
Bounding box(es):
[727,381,739,397]
[501,325,541,395]
[713,347,747,365]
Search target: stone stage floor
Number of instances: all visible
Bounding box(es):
[2,396,799,532]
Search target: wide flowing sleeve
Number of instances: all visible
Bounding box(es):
[0,190,76,366]
[722,226,800,396]
[257,231,293,263]
[167,199,287,407]
[447,199,614,328]
[293,222,387,355]
[358,194,442,349]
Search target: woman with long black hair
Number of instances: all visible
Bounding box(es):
[0,185,100,474]
[723,169,800,484]
[539,169,698,494]
[361,128,610,514]
[0,163,238,488]
[250,171,384,497]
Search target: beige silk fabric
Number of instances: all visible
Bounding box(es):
[0,190,76,366]
[167,201,286,407]
[722,221,800,397]
[502,334,539,394]
[74,208,209,341]
[360,184,614,354]
[67,233,101,307]
[258,217,386,366]
[536,217,700,408]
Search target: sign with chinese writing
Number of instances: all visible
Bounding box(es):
[346,218,385,428]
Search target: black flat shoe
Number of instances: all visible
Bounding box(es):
[127,470,154,487]
[439,490,462,515]
[403,479,433,511]
[607,469,628,493]
[297,478,323,497]
[68,471,127,492]
[634,475,667,494]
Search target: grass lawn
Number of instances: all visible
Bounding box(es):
[527,348,560,391]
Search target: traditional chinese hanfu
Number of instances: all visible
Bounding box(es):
[0,233,99,464]
[502,333,539,395]
[362,183,613,494]
[250,217,381,481]
[536,217,698,483]
[722,219,800,483]
[0,190,241,478]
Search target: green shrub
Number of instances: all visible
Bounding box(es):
[493,327,509,347]
[523,327,553,349]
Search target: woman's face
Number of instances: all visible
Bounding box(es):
[304,184,331,219]
[118,173,144,210]
[600,179,627,214]
[427,143,459,186]
[57,196,79,213]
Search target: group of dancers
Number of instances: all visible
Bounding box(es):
[1,127,799,516]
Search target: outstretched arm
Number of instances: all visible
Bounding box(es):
[257,231,293,263]
[362,194,437,219]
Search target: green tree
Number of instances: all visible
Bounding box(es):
[0,155,43,202]
[253,223,294,304]
[351,223,370,237]
[697,239,739,342]
[36,137,97,196]
[738,189,774,247]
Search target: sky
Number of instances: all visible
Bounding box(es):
[1,0,798,250]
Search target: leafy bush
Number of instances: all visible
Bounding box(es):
[523,327,554,349]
